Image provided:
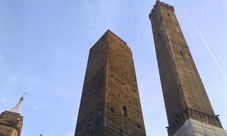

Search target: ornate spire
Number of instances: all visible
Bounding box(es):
[9,96,24,114]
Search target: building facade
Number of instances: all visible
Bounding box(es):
[74,30,146,136]
[0,97,24,136]
[149,1,226,136]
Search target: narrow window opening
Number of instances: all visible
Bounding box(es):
[180,51,184,57]
[111,108,114,113]
[123,106,128,117]
[159,33,161,38]
[87,119,91,124]
[138,124,142,129]
[99,109,102,116]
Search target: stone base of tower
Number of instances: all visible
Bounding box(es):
[172,119,227,136]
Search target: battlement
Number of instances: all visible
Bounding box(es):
[149,1,174,18]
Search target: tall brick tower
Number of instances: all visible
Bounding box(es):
[149,1,226,136]
[0,97,24,136]
[74,30,146,136]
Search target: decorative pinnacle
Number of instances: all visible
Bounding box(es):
[9,93,26,114]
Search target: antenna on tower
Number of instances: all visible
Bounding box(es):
[22,92,27,97]
[40,130,43,136]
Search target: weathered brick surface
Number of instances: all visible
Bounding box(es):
[149,1,222,135]
[75,30,146,136]
[0,111,23,136]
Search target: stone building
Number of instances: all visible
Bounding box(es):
[74,30,146,136]
[0,97,24,136]
[149,1,226,136]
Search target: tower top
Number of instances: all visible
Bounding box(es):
[40,130,43,136]
[8,96,24,114]
[149,0,174,19]
[105,29,127,45]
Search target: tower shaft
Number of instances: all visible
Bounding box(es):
[149,1,222,135]
[75,30,146,136]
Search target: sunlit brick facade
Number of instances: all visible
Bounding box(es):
[149,1,223,136]
[74,30,146,136]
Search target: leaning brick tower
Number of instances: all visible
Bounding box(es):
[149,1,226,136]
[74,30,146,136]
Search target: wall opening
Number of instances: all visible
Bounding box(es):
[123,106,128,117]
[111,108,114,113]
[180,51,183,57]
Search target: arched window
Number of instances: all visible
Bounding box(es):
[123,106,128,117]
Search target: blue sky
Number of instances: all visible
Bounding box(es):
[0,0,226,135]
